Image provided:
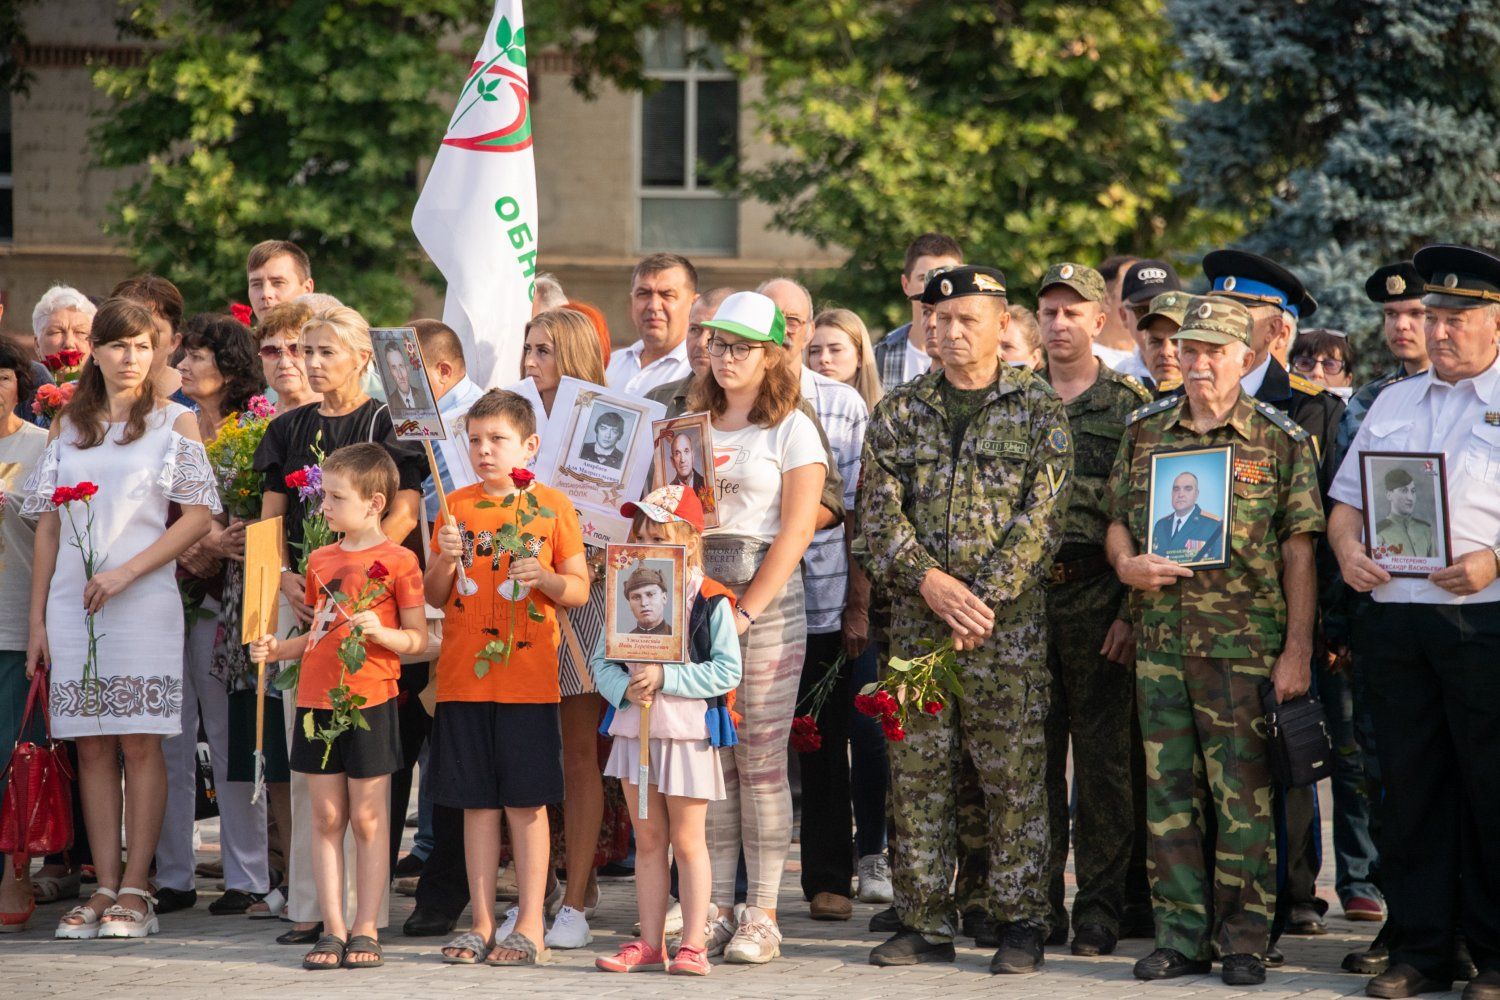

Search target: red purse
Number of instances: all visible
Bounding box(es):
[0,669,74,876]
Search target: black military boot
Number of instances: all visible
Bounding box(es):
[990,922,1045,975]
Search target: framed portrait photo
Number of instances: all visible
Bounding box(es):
[536,377,666,547]
[651,411,719,529]
[1145,444,1233,569]
[371,327,445,441]
[604,543,688,663]
[1358,451,1451,577]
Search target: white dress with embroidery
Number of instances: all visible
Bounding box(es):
[23,402,222,738]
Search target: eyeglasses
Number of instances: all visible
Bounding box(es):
[1291,356,1346,375]
[258,345,299,361]
[706,338,767,361]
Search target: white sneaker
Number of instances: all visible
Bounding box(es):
[497,905,518,941]
[663,899,684,936]
[544,905,593,948]
[704,903,743,957]
[857,854,894,904]
[723,905,781,964]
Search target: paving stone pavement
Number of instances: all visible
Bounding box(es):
[1,786,1452,1000]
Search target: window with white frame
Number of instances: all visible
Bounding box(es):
[0,91,12,241]
[638,25,739,255]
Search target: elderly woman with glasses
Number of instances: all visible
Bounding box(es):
[1289,329,1357,399]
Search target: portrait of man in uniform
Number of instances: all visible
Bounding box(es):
[603,543,688,662]
[623,565,672,635]
[1359,451,1450,575]
[1146,446,1231,568]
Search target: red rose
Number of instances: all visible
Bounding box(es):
[854,693,882,717]
[229,302,254,325]
[923,700,943,716]
[74,482,99,501]
[510,467,536,489]
[367,561,390,581]
[285,469,309,490]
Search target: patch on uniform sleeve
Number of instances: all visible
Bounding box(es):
[1252,399,1309,442]
[1046,426,1070,454]
[1044,463,1068,496]
[978,438,1029,459]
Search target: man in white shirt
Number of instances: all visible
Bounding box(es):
[1328,243,1500,1000]
[605,252,698,396]
[873,233,964,391]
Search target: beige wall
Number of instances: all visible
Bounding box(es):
[1,3,843,353]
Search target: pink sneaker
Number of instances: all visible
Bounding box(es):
[669,944,711,976]
[595,939,666,973]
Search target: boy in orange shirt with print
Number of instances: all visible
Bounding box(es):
[425,389,590,967]
[250,443,429,971]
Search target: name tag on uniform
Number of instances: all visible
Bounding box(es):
[978,438,1028,459]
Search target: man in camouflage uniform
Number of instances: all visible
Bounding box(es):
[1104,296,1324,987]
[857,265,1072,974]
[1033,263,1151,958]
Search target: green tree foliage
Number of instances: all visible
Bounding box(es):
[1171,0,1500,338]
[92,0,488,320]
[531,0,1235,324]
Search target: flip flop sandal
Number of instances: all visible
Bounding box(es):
[485,930,549,966]
[343,934,384,969]
[302,934,348,970]
[441,930,490,965]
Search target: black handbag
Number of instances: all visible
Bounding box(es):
[1260,683,1334,788]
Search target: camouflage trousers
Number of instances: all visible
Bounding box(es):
[1137,648,1277,960]
[888,605,1050,940]
[1044,571,1137,934]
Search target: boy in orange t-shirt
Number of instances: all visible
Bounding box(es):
[251,443,428,970]
[426,389,589,966]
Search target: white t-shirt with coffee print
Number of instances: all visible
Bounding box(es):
[707,409,827,544]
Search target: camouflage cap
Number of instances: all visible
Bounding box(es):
[1171,295,1253,346]
[1136,290,1192,332]
[1037,262,1105,302]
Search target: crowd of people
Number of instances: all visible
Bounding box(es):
[0,231,1495,1000]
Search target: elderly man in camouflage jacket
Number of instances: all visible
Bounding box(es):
[1105,296,1324,987]
[857,265,1072,975]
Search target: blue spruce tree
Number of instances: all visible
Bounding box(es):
[1171,0,1500,349]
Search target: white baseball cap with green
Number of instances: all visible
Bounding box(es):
[701,291,786,346]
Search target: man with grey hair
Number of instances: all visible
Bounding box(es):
[532,272,567,316]
[32,284,96,361]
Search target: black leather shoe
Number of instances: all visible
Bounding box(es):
[868,906,901,933]
[1222,953,1267,985]
[154,886,197,914]
[990,923,1045,975]
[392,853,425,879]
[1265,945,1285,967]
[1462,970,1500,1000]
[1045,923,1069,946]
[402,905,458,937]
[276,922,324,945]
[1072,923,1117,957]
[1367,963,1453,998]
[1286,901,1328,935]
[208,888,265,915]
[869,929,956,967]
[1346,941,1391,975]
[1133,947,1212,980]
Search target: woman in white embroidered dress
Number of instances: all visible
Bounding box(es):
[24,298,221,940]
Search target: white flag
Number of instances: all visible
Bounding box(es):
[412,0,538,389]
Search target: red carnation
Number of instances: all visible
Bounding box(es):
[854,693,881,717]
[873,690,899,716]
[880,716,907,742]
[229,302,253,326]
[50,486,77,506]
[923,700,943,716]
[367,561,390,581]
[44,349,85,372]
[285,469,309,490]
[790,715,823,753]
[510,467,536,489]
[74,481,99,501]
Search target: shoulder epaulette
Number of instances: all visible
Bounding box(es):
[1201,510,1221,521]
[1098,364,1152,403]
[1126,395,1178,425]
[1288,372,1325,396]
[1252,398,1310,442]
